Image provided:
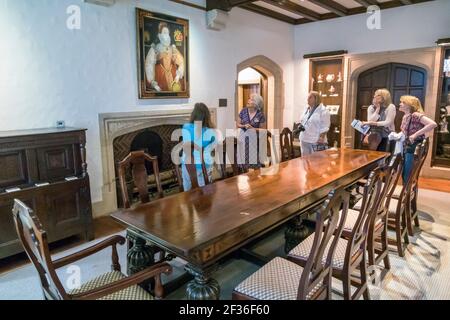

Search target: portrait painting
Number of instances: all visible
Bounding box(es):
[136,8,189,99]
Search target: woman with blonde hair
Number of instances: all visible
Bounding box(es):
[399,95,437,183]
[362,88,396,151]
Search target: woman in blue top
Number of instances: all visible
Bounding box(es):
[181,103,216,191]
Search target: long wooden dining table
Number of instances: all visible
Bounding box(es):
[111,148,388,299]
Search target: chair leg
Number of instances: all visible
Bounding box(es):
[406,203,414,236]
[412,188,418,214]
[326,273,333,300]
[360,259,370,301]
[414,214,420,228]
[394,215,405,257]
[382,228,391,270]
[342,272,352,300]
[367,230,375,269]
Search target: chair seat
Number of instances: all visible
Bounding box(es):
[353,199,363,211]
[341,208,382,233]
[68,270,153,300]
[324,208,360,230]
[234,257,320,300]
[387,198,402,217]
[287,233,347,270]
[343,209,361,231]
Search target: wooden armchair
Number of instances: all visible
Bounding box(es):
[174,142,210,192]
[280,127,295,162]
[12,199,172,300]
[288,169,383,300]
[232,187,349,300]
[117,150,164,209]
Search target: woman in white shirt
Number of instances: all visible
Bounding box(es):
[299,91,331,156]
[362,88,396,151]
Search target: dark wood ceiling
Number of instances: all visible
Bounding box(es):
[171,0,435,25]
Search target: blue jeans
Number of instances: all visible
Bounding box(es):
[181,163,213,191]
[402,152,414,184]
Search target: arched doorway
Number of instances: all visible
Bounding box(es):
[236,56,284,130]
[237,67,268,120]
[355,63,427,148]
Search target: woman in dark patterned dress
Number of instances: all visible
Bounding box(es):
[236,94,267,170]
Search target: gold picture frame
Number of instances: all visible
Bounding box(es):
[136,8,189,99]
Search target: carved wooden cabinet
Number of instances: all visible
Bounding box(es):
[0,128,94,259]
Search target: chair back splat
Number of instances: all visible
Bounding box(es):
[348,169,384,263]
[13,200,68,300]
[118,150,163,208]
[298,187,349,300]
[218,137,239,179]
[178,142,210,190]
[280,128,295,162]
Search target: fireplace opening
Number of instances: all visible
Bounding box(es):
[130,130,163,175]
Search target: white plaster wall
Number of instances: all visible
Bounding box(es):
[0,0,294,212]
[293,0,450,122]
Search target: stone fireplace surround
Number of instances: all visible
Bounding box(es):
[97,109,217,216]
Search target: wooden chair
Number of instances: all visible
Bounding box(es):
[218,137,239,179]
[346,154,402,270]
[383,143,425,256]
[117,150,164,209]
[117,151,165,259]
[288,169,383,300]
[260,130,277,167]
[232,187,349,300]
[12,199,172,300]
[280,127,295,162]
[174,142,210,191]
[406,138,429,234]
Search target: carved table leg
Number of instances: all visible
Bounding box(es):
[185,264,220,300]
[284,216,310,253]
[126,230,155,276]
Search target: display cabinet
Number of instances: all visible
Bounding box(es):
[309,57,344,147]
[432,45,450,167]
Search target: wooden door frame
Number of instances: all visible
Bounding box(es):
[354,62,428,149]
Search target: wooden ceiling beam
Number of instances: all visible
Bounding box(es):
[239,3,297,24]
[261,0,320,21]
[206,0,256,11]
[353,0,379,8]
[307,0,348,17]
